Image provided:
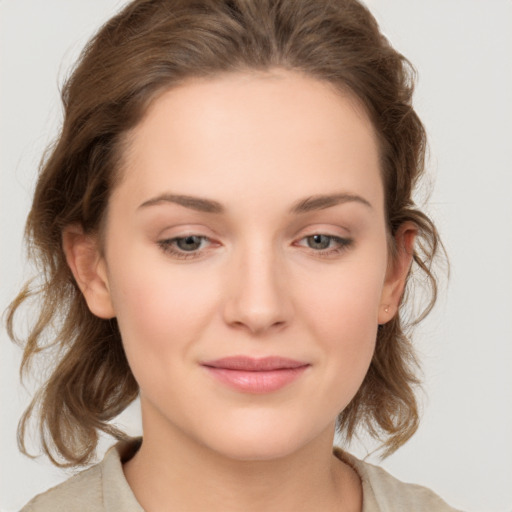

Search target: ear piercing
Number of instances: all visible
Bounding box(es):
[378,305,391,329]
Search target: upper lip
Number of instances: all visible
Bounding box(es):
[201,356,309,371]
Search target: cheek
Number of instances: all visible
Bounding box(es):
[300,253,386,336]
[307,295,379,414]
[312,278,380,371]
[295,249,387,397]
[105,250,219,369]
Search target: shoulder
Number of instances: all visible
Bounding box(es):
[20,439,143,512]
[336,449,463,512]
[20,463,104,512]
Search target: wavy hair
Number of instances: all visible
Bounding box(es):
[7,0,442,466]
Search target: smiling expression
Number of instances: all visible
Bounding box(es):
[80,69,400,460]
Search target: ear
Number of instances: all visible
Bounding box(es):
[62,224,115,319]
[378,222,417,325]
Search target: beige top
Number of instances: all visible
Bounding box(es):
[21,439,461,511]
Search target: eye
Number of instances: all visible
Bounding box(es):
[157,235,212,259]
[295,234,353,256]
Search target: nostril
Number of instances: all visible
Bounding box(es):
[228,317,288,336]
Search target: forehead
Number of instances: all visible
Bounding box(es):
[114,69,383,212]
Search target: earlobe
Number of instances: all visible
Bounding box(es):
[62,224,115,319]
[378,222,417,325]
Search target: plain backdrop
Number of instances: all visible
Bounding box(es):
[1,1,511,511]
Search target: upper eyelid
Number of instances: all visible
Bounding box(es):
[155,224,221,243]
[160,234,213,246]
[157,231,351,243]
[294,234,352,247]
[155,221,353,243]
[290,218,352,234]
[297,234,349,242]
[292,229,351,245]
[152,218,351,236]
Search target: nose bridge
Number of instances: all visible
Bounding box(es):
[223,234,291,334]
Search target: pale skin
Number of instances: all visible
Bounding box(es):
[64,70,416,512]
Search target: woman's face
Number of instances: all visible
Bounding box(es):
[89,70,403,460]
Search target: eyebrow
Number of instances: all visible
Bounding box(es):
[138,192,372,214]
[289,193,372,214]
[138,194,224,213]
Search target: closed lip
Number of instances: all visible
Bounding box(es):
[201,356,310,393]
[201,356,310,371]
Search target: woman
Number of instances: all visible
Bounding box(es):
[7,0,459,510]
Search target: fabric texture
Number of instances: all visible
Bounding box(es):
[21,439,461,511]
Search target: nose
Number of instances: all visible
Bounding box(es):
[222,241,293,335]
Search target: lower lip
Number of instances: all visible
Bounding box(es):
[203,366,309,393]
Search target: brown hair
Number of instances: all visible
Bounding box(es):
[7,0,442,466]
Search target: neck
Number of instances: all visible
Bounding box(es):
[123,403,362,512]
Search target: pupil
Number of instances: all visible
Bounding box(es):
[178,236,202,251]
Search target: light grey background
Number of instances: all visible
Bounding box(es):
[1,1,511,511]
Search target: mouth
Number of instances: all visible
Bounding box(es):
[201,356,310,393]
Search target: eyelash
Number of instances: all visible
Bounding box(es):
[157,234,353,260]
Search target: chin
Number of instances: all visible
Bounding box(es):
[197,414,331,462]
[208,437,304,462]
